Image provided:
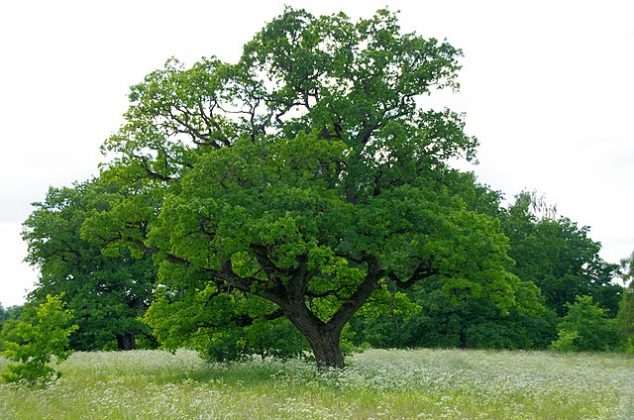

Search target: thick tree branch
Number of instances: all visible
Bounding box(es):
[131,154,176,182]
[305,284,347,299]
[232,308,285,327]
[221,260,284,305]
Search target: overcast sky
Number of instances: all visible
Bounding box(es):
[1,0,632,306]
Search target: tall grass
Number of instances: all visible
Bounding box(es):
[1,348,632,419]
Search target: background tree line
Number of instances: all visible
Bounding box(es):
[350,191,628,352]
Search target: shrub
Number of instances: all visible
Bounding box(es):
[550,295,619,352]
[550,330,580,352]
[0,295,78,385]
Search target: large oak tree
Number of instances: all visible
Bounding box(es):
[84,8,524,368]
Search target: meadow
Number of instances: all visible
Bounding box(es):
[1,348,633,419]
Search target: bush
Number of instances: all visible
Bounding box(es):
[550,295,619,352]
[550,330,580,352]
[0,295,78,385]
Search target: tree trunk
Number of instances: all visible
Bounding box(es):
[116,333,136,350]
[281,301,345,369]
[459,329,467,349]
[305,325,344,370]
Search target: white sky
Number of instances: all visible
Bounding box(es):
[1,0,633,306]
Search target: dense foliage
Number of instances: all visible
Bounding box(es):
[350,278,557,350]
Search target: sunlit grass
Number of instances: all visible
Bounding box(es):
[1,348,633,419]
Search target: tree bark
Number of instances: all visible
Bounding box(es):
[305,324,344,370]
[116,333,136,350]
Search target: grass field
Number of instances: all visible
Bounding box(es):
[1,348,633,419]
